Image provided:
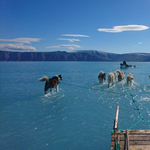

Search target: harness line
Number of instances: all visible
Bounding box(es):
[60,82,127,96]
[60,82,150,130]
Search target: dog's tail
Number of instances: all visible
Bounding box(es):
[116,70,121,73]
[38,76,49,82]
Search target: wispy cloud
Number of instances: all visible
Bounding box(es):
[58,38,80,43]
[0,37,41,51]
[46,44,81,50]
[62,34,89,37]
[0,43,36,51]
[0,38,41,44]
[138,42,142,44]
[98,25,149,33]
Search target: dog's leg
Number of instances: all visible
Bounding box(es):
[129,80,131,85]
[118,76,120,82]
[108,80,111,88]
[108,81,111,88]
[127,78,129,85]
[130,80,133,85]
[112,79,114,86]
[101,79,103,83]
[55,84,58,92]
[44,83,49,94]
[50,88,52,92]
[99,78,102,83]
[108,76,111,88]
[112,82,114,86]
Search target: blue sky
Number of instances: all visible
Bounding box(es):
[0,0,150,53]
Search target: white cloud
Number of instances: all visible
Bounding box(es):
[0,37,41,51]
[58,38,80,43]
[98,25,149,33]
[0,43,36,51]
[0,38,41,44]
[62,34,89,37]
[138,42,142,44]
[46,44,81,50]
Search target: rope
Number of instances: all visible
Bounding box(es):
[60,82,91,90]
[128,119,143,130]
[60,82,127,97]
[60,82,150,129]
[111,94,150,134]
[110,94,150,150]
[128,93,150,129]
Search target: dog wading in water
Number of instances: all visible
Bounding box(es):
[98,71,106,84]
[38,75,63,94]
[116,70,125,82]
[108,72,116,88]
[126,73,134,85]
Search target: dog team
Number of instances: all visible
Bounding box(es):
[38,73,150,94]
[98,70,135,88]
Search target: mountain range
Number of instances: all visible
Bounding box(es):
[0,50,150,61]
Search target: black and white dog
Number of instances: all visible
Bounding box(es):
[98,71,106,83]
[38,75,62,94]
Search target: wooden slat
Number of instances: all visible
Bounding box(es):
[117,135,120,145]
[125,129,130,150]
[116,130,150,133]
[127,130,150,135]
[129,145,150,150]
[130,141,150,145]
[127,129,130,150]
[119,136,150,141]
[128,130,150,133]
[129,136,150,141]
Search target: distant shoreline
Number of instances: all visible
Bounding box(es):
[0,50,150,62]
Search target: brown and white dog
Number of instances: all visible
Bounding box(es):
[113,71,117,81]
[108,72,116,88]
[126,73,134,85]
[38,75,62,94]
[98,71,106,83]
[116,70,125,82]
